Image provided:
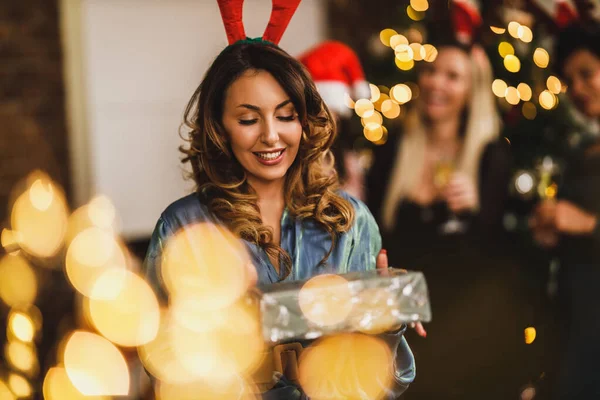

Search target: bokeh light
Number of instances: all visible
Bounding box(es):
[492,79,508,98]
[395,58,415,71]
[362,111,383,126]
[374,93,391,112]
[504,54,521,73]
[299,333,393,400]
[364,123,385,142]
[156,377,259,400]
[410,0,429,12]
[65,227,128,298]
[379,29,398,47]
[490,26,506,34]
[422,44,438,62]
[161,223,253,311]
[390,84,412,104]
[519,25,533,42]
[406,5,425,21]
[5,340,38,376]
[522,102,537,120]
[64,331,130,396]
[344,93,355,109]
[7,374,31,398]
[0,255,37,307]
[11,174,68,259]
[498,42,514,58]
[533,48,550,68]
[85,269,160,347]
[355,99,375,118]
[0,380,14,400]
[505,86,520,105]
[43,366,109,400]
[87,196,117,230]
[547,76,562,94]
[381,100,401,119]
[7,311,35,342]
[298,274,353,327]
[410,43,426,61]
[517,83,532,101]
[515,172,535,194]
[405,28,423,44]
[1,229,22,254]
[508,21,521,38]
[539,90,557,110]
[389,34,409,50]
[395,44,414,62]
[369,84,381,102]
[525,327,537,344]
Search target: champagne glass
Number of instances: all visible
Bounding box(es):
[434,156,465,234]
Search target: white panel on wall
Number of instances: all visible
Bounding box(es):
[80,0,325,240]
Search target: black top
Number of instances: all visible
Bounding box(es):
[366,132,512,270]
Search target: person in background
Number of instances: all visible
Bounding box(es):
[530,21,600,400]
[366,27,524,398]
[299,40,372,201]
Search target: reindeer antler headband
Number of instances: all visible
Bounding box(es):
[217,0,302,47]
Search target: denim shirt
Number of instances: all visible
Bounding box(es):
[142,191,416,397]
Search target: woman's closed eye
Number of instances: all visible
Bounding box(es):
[239,119,258,126]
[277,114,296,122]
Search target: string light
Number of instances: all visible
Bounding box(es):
[381,100,401,119]
[355,99,375,118]
[407,5,425,21]
[492,79,508,98]
[389,34,409,50]
[395,58,415,71]
[364,123,385,142]
[0,255,37,307]
[410,43,426,61]
[395,44,414,62]
[379,29,398,47]
[519,26,533,43]
[410,0,429,12]
[508,21,521,38]
[539,90,557,110]
[524,327,536,344]
[517,83,532,101]
[504,54,521,73]
[547,76,562,94]
[490,26,506,34]
[422,44,438,62]
[498,42,514,58]
[369,84,381,102]
[505,87,520,105]
[390,84,412,104]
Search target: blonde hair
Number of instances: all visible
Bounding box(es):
[381,45,501,231]
[180,42,355,280]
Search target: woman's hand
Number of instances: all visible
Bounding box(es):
[443,172,478,213]
[377,249,427,338]
[531,200,597,247]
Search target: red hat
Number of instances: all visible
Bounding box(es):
[216,0,301,46]
[531,0,578,28]
[451,0,482,45]
[298,41,371,117]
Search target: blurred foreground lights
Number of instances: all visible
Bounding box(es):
[504,54,521,73]
[389,34,409,50]
[11,175,68,259]
[379,29,398,47]
[410,43,426,61]
[490,26,506,34]
[87,196,117,230]
[362,110,383,126]
[299,333,393,400]
[508,21,521,38]
[0,255,37,307]
[8,311,35,342]
[156,377,259,400]
[161,223,252,311]
[7,374,31,398]
[539,90,558,110]
[369,84,381,102]
[395,44,414,62]
[64,331,130,396]
[5,341,38,376]
[524,327,537,344]
[381,100,401,119]
[519,25,533,43]
[0,381,14,400]
[395,58,415,71]
[534,48,550,68]
[66,227,128,298]
[422,44,438,62]
[1,229,22,254]
[298,274,353,327]
[344,92,355,109]
[43,367,109,400]
[169,301,265,381]
[85,269,160,347]
[391,84,412,104]
[515,172,535,195]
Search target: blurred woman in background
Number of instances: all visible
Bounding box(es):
[531,21,600,400]
[366,35,524,398]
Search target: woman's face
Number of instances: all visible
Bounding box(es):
[563,49,600,119]
[417,47,472,123]
[222,70,302,186]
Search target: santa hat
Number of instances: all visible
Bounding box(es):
[451,0,483,45]
[298,41,371,117]
[216,0,301,46]
[530,0,579,28]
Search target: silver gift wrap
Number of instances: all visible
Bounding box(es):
[258,268,431,344]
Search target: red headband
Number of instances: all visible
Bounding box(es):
[216,0,302,46]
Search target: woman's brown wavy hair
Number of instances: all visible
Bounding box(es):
[180,41,355,280]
